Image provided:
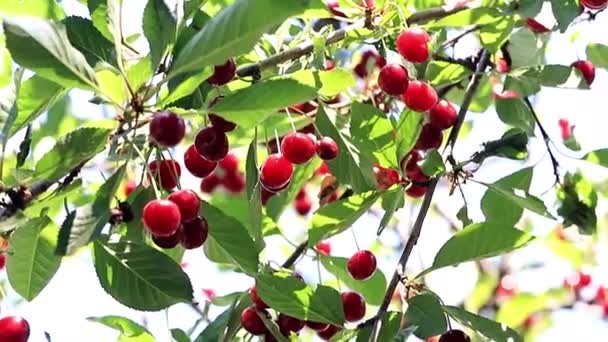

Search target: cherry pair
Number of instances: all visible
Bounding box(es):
[199,152,245,195]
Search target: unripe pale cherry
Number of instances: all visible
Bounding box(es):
[0,316,30,342]
[184,145,217,178]
[347,250,377,280]
[260,154,294,191]
[180,216,208,249]
[402,80,438,112]
[148,159,181,190]
[316,136,339,160]
[208,58,236,86]
[378,64,409,96]
[572,60,596,86]
[142,199,182,237]
[396,28,431,63]
[439,329,471,342]
[241,306,269,335]
[149,112,186,147]
[168,189,200,222]
[195,127,229,162]
[341,291,366,322]
[281,132,317,165]
[429,100,458,130]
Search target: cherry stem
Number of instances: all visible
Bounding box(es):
[350,227,361,251]
[284,107,297,133]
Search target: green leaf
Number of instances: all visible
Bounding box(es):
[143,0,177,69]
[159,67,213,107]
[320,255,387,306]
[495,99,535,135]
[507,29,546,69]
[0,0,65,20]
[517,0,544,17]
[316,106,375,192]
[6,216,62,301]
[378,187,404,235]
[3,17,99,90]
[308,190,381,246]
[127,57,154,92]
[428,7,502,27]
[443,306,522,342]
[557,172,598,235]
[34,127,111,182]
[419,222,534,277]
[93,240,193,311]
[255,272,345,325]
[195,293,251,342]
[267,158,321,221]
[63,16,118,69]
[16,125,32,168]
[426,61,470,87]
[245,136,259,200]
[0,34,12,88]
[480,17,515,53]
[202,201,260,275]
[479,180,555,220]
[586,43,608,69]
[9,75,66,137]
[170,0,309,76]
[87,0,114,42]
[88,316,154,342]
[356,312,404,342]
[584,149,608,168]
[420,150,445,177]
[481,167,533,226]
[350,102,398,169]
[124,187,155,243]
[171,329,191,342]
[395,109,424,163]
[549,0,579,32]
[404,293,447,339]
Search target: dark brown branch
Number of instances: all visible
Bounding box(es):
[282,240,308,268]
[523,97,560,184]
[440,25,481,49]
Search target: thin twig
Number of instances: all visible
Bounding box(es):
[523,97,560,184]
[440,25,481,49]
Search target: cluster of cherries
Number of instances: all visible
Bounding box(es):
[199,152,246,195]
[0,316,30,342]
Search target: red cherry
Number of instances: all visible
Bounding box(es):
[402,81,437,112]
[143,199,182,237]
[295,196,313,215]
[558,118,572,140]
[184,145,217,178]
[572,60,595,86]
[315,241,331,256]
[325,59,336,71]
[260,154,294,191]
[317,325,341,340]
[526,18,551,33]
[149,112,186,147]
[250,286,269,309]
[415,124,443,150]
[361,0,375,8]
[372,165,400,191]
[396,28,431,63]
[0,316,30,342]
[306,321,329,331]
[208,58,236,86]
[327,0,347,17]
[439,329,471,342]
[222,172,246,194]
[200,174,221,193]
[277,314,305,335]
[281,132,316,165]
[241,306,269,335]
[180,216,208,249]
[123,179,137,197]
[347,250,377,280]
[168,189,200,222]
[341,291,366,322]
[429,100,458,130]
[378,64,409,96]
[218,152,239,173]
[400,150,422,173]
[148,159,181,190]
[496,276,516,300]
[152,229,182,249]
[296,188,307,200]
[581,0,608,9]
[195,127,229,162]
[261,187,275,206]
[316,137,339,161]
[496,58,510,73]
[316,162,331,176]
[406,184,428,198]
[407,163,429,183]
[0,253,5,269]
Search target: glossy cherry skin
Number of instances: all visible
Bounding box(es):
[315,242,331,256]
[429,100,458,130]
[406,184,427,198]
[184,145,217,178]
[277,314,305,335]
[240,306,269,335]
[402,81,438,112]
[149,112,186,147]
[250,286,269,309]
[142,200,182,237]
[378,64,409,96]
[306,320,329,331]
[0,316,30,342]
[373,165,401,191]
[581,0,608,10]
[439,329,471,342]
[208,58,236,86]
[168,189,200,222]
[200,173,221,193]
[152,229,182,249]
[317,325,341,340]
[149,159,181,190]
[316,137,339,161]
[222,172,246,193]
[341,292,366,322]
[281,132,317,165]
[526,18,550,33]
[180,216,208,249]
[347,250,377,280]
[218,152,239,173]
[260,154,294,191]
[415,124,443,150]
[572,60,595,86]
[295,196,313,215]
[195,127,229,162]
[396,28,431,63]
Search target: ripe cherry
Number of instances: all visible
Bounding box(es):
[143,199,181,237]
[222,172,246,193]
[200,173,221,193]
[429,100,458,130]
[496,58,510,73]
[572,60,595,86]
[406,184,427,198]
[218,152,239,173]
[180,216,208,249]
[241,306,269,335]
[261,187,275,206]
[558,118,572,140]
[168,189,200,222]
[0,253,5,269]
[149,159,181,190]
[152,229,182,249]
[123,179,137,197]
[327,0,347,17]
[378,64,409,96]
[439,329,471,342]
[184,145,217,178]
[403,81,438,112]
[396,28,431,63]
[526,18,550,33]
[295,196,313,216]
[316,162,330,176]
[277,314,305,335]
[581,0,608,10]
[316,137,339,161]
[250,286,269,309]
[195,127,229,162]
[208,58,236,86]
[281,132,317,165]
[0,316,30,342]
[149,112,186,147]
[317,325,341,340]
[306,321,329,331]
[373,165,401,191]
[347,250,377,280]
[315,241,331,256]
[341,291,366,322]
[260,154,294,191]
[415,124,443,150]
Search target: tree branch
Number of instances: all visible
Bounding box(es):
[523,97,560,184]
[368,49,490,341]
